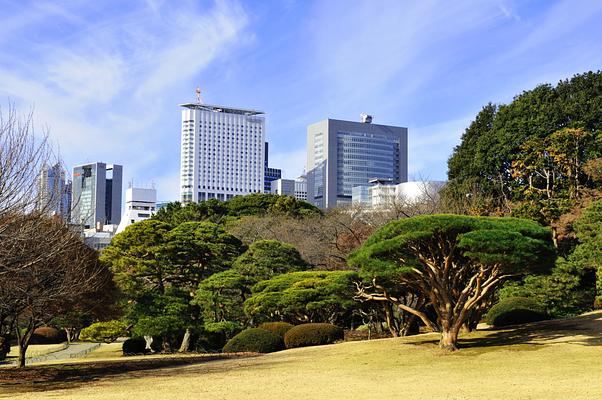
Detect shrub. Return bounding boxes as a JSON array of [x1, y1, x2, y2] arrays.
[[122, 338, 147, 355], [258, 322, 294, 339], [284, 323, 344, 349], [80, 320, 128, 343], [0, 336, 10, 361], [222, 328, 284, 353], [30, 327, 67, 344], [486, 297, 548, 327], [594, 296, 602, 310]]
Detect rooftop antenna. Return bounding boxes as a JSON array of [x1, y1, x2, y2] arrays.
[[195, 87, 203, 104]]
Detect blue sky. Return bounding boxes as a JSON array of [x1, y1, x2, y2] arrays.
[[1, 0, 601, 201]]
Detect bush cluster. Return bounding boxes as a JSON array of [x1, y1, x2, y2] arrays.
[[486, 297, 548, 327], [122, 338, 147, 355], [80, 320, 128, 343], [284, 323, 343, 349], [222, 328, 284, 353], [30, 327, 67, 344], [258, 322, 294, 339]]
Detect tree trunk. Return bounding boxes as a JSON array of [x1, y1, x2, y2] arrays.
[[144, 336, 154, 351], [15, 322, 35, 368], [178, 328, 191, 353], [439, 327, 459, 351]]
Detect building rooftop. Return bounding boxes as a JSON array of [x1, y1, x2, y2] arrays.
[[180, 103, 265, 116]]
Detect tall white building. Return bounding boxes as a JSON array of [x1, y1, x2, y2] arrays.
[[180, 103, 265, 203], [116, 186, 157, 234]]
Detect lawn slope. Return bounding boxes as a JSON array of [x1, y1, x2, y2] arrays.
[[3, 311, 602, 400]]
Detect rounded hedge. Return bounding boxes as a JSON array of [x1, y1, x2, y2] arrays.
[[30, 327, 67, 344], [284, 323, 344, 349], [222, 328, 284, 353], [486, 297, 548, 327], [122, 338, 147, 355], [258, 322, 294, 339]]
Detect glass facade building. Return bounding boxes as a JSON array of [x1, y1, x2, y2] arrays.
[[71, 162, 122, 229], [306, 118, 407, 209]]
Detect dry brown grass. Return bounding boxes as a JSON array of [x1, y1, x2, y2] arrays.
[[3, 311, 602, 400]]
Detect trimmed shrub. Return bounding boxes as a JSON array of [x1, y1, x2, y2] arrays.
[[486, 297, 548, 327], [222, 328, 284, 353], [284, 323, 344, 349], [258, 322, 294, 339], [80, 320, 128, 343], [30, 327, 67, 344], [122, 338, 147, 355]]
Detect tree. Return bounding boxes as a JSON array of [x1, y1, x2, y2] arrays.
[[51, 312, 94, 343], [163, 221, 243, 288], [195, 240, 310, 328], [102, 220, 243, 352], [348, 215, 556, 350], [243, 271, 359, 325], [102, 219, 171, 296], [194, 270, 255, 329], [232, 240, 309, 280], [1, 216, 116, 367]]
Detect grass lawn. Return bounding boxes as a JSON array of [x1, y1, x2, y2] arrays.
[[6, 343, 67, 358], [2, 311, 601, 400]]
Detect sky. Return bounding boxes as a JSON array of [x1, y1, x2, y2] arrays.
[[1, 0, 601, 201]]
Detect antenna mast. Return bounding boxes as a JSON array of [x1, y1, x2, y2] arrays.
[[195, 87, 202, 104]]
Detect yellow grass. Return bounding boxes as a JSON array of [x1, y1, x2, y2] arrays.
[[7, 343, 66, 358], [6, 312, 602, 400]]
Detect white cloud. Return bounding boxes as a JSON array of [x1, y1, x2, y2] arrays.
[[0, 0, 250, 203]]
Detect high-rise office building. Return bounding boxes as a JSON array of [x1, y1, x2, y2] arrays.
[[37, 163, 72, 219], [71, 162, 123, 229], [306, 115, 408, 209], [264, 142, 282, 193], [180, 102, 265, 203]]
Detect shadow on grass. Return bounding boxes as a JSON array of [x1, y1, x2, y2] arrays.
[[0, 353, 257, 395], [403, 312, 602, 352]]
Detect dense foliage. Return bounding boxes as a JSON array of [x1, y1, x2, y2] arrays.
[[152, 194, 321, 225], [486, 297, 547, 327], [284, 323, 344, 349], [222, 328, 284, 353], [445, 71, 602, 224]]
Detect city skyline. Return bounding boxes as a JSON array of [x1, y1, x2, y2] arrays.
[[1, 1, 602, 201]]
